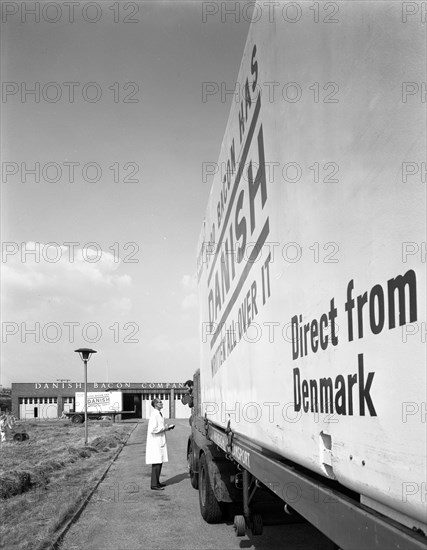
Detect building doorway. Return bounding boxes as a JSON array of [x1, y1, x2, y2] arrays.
[[122, 393, 141, 419]]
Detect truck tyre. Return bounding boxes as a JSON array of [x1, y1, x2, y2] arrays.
[[233, 515, 246, 536], [198, 453, 223, 523], [187, 443, 198, 490], [71, 414, 84, 424]]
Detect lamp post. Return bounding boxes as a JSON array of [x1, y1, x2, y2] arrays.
[[74, 348, 97, 445]]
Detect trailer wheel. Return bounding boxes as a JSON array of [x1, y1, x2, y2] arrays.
[[71, 414, 84, 424], [187, 444, 198, 490], [198, 453, 223, 523], [233, 515, 246, 537], [251, 513, 263, 535]]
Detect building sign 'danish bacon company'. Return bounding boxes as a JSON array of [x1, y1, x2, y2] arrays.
[[33, 382, 186, 390]]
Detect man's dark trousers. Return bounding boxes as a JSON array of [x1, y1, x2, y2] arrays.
[[151, 463, 162, 487]]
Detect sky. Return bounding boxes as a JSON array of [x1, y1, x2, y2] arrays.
[[0, 0, 251, 387]]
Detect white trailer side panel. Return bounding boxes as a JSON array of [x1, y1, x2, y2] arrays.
[[74, 392, 123, 413], [198, 2, 426, 527]]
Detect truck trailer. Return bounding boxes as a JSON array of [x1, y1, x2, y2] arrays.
[[188, 2, 426, 548], [64, 391, 134, 423]]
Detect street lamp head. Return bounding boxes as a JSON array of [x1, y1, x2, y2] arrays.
[[74, 348, 97, 362]]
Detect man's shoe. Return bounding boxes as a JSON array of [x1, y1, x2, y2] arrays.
[[158, 483, 166, 487], [150, 486, 165, 491]]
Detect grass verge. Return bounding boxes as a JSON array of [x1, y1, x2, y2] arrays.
[[0, 419, 135, 550]]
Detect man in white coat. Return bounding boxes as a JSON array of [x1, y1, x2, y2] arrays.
[[145, 398, 174, 490]]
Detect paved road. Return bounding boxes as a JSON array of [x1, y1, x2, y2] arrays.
[[59, 419, 331, 550]]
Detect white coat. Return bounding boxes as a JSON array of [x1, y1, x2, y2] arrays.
[[145, 408, 168, 464]]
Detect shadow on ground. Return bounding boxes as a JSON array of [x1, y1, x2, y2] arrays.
[[164, 472, 189, 486]]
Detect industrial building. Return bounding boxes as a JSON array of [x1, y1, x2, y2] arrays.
[[11, 381, 191, 420]]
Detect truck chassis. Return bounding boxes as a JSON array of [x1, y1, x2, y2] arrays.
[[64, 407, 136, 424], [188, 415, 426, 550]]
